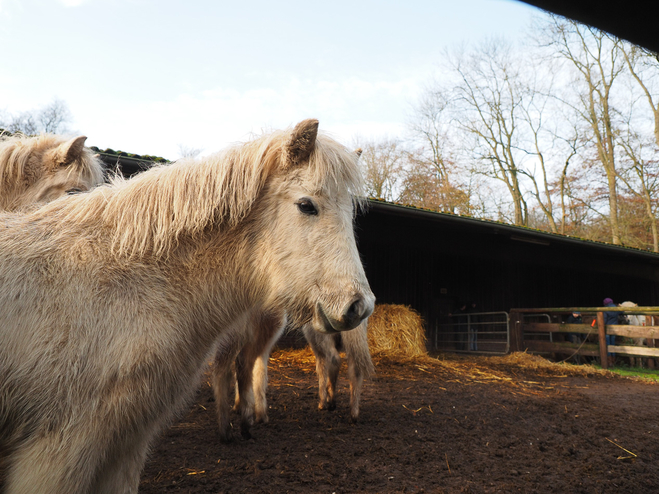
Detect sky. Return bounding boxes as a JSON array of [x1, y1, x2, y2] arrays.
[[0, 0, 540, 159]]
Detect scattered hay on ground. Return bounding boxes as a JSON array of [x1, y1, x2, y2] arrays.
[[266, 345, 631, 398], [367, 304, 427, 358], [482, 351, 608, 377], [269, 347, 317, 374]]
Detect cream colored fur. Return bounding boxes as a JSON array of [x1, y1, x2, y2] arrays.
[[0, 119, 374, 494], [0, 133, 104, 210]]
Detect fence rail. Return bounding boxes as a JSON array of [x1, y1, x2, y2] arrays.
[[509, 307, 659, 369], [433, 311, 509, 355]]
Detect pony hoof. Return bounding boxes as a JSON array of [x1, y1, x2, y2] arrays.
[[327, 402, 336, 412], [255, 414, 269, 424], [241, 428, 253, 440], [219, 433, 235, 444]]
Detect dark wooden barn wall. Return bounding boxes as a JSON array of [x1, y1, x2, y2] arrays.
[[356, 205, 659, 333]]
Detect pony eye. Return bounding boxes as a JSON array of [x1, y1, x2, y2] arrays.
[[66, 188, 83, 195], [295, 198, 318, 216]]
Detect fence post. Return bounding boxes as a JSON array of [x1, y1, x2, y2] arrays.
[[509, 310, 522, 353], [597, 311, 607, 369], [648, 337, 656, 370]]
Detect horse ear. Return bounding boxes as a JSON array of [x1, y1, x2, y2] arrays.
[[284, 119, 318, 167], [53, 136, 88, 167], [354, 148, 363, 158]]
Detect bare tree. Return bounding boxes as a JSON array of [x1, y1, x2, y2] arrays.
[[616, 43, 659, 251], [616, 127, 659, 251], [352, 136, 406, 202], [447, 39, 532, 226], [0, 99, 72, 135], [541, 17, 626, 244], [620, 44, 659, 148], [408, 88, 454, 182], [177, 144, 203, 159], [407, 85, 473, 214]]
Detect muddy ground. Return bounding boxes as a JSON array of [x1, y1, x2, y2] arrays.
[[139, 350, 659, 493]]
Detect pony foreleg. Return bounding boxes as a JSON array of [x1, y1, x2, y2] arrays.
[[211, 354, 236, 443], [6, 431, 102, 494], [234, 351, 256, 440], [252, 319, 286, 424], [91, 433, 152, 494], [252, 354, 270, 424], [237, 312, 286, 437], [632, 337, 646, 368]]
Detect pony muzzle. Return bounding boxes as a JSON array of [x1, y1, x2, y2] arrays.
[[315, 294, 375, 333]]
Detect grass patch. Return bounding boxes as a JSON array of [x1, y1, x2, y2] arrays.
[[592, 364, 659, 382]]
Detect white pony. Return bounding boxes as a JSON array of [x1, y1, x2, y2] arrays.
[[0, 119, 374, 494], [620, 301, 649, 368]]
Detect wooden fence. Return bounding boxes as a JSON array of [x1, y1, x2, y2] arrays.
[[509, 307, 659, 369]]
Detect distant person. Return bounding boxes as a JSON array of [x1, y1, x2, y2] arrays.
[[603, 297, 618, 366], [566, 311, 582, 343]]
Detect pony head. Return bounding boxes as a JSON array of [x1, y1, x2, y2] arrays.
[[0, 133, 104, 210], [33, 120, 373, 334], [250, 119, 375, 333]]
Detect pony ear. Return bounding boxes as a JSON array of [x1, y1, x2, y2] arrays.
[[354, 148, 363, 158], [52, 136, 88, 167], [284, 119, 318, 167]]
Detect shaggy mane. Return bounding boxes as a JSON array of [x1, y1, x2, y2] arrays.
[[33, 126, 365, 259]]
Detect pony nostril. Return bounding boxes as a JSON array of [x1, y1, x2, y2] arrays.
[[343, 296, 366, 327]]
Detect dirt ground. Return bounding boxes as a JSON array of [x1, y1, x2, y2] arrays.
[[139, 350, 659, 493]]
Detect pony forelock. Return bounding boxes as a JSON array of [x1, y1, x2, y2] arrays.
[[32, 124, 364, 259]]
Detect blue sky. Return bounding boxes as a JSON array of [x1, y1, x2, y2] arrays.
[[0, 0, 540, 158]]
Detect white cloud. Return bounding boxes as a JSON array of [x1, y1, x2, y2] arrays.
[[57, 0, 90, 7], [74, 75, 421, 159]]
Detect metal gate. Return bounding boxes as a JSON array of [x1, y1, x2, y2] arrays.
[[432, 311, 510, 354]]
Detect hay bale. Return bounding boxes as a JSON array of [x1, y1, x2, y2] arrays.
[[367, 304, 427, 357]]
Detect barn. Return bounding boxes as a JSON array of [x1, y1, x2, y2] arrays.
[[357, 200, 659, 352]]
